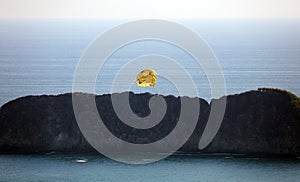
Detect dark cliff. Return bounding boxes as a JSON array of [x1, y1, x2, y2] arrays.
[[0, 88, 299, 156]]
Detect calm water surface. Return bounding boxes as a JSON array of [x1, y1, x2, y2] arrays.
[[0, 19, 299, 105], [0, 154, 300, 182]]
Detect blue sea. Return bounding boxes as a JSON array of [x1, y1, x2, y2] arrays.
[[0, 154, 300, 182], [0, 19, 300, 181], [0, 19, 299, 105]]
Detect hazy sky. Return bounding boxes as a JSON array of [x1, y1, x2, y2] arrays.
[[0, 0, 299, 19]]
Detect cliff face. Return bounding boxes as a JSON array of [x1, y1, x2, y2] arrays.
[[0, 89, 299, 156], [202, 90, 300, 156]]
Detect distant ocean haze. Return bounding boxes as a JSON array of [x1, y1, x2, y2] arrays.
[[0, 19, 299, 106]]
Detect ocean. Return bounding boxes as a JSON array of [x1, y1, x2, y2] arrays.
[[0, 19, 299, 105], [0, 19, 300, 181], [0, 154, 300, 182]]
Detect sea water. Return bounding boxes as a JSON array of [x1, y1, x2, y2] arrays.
[[0, 154, 300, 181], [0, 19, 299, 105]]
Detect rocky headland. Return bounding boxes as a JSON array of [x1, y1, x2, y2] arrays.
[[0, 88, 299, 156]]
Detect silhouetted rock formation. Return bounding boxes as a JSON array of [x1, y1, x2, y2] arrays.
[[0, 89, 299, 156]]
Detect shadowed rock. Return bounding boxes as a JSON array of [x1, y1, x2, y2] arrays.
[[0, 88, 299, 156]]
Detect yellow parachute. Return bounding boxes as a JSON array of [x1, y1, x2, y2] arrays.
[[136, 69, 157, 87]]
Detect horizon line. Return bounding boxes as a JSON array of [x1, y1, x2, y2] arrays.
[[1, 17, 300, 21]]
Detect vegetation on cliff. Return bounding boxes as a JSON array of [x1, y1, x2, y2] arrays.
[[258, 88, 300, 119]]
